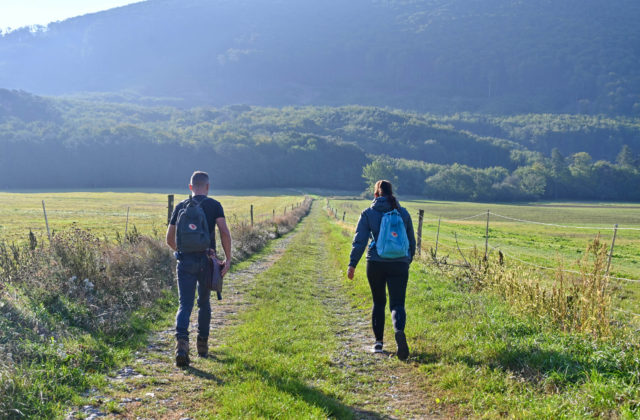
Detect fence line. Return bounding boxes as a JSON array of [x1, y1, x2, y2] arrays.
[[331, 202, 640, 323], [430, 242, 478, 252], [430, 231, 481, 244], [483, 243, 640, 283], [614, 308, 640, 318], [489, 211, 640, 231], [331, 201, 639, 281], [440, 212, 487, 223]]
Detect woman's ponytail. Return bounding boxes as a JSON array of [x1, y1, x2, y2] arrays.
[[374, 180, 399, 210]]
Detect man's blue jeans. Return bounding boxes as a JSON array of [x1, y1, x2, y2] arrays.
[[175, 252, 211, 341]]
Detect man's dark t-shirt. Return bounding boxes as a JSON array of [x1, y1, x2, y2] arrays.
[[170, 195, 225, 252]]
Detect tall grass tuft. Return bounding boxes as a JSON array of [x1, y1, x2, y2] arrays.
[[1, 228, 175, 337], [483, 236, 612, 337], [228, 197, 312, 261], [0, 196, 313, 418]]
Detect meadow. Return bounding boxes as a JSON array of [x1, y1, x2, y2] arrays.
[[0, 189, 305, 245], [2, 191, 640, 418], [0, 190, 311, 419], [328, 197, 640, 322]]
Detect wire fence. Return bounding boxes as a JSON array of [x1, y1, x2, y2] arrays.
[[8, 197, 308, 246], [489, 211, 640, 231], [327, 199, 640, 324]]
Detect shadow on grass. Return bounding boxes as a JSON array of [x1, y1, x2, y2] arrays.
[[194, 352, 389, 419], [488, 345, 593, 385], [410, 350, 440, 365], [409, 335, 633, 387], [185, 365, 224, 384]]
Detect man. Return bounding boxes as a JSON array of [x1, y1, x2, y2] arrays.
[[166, 171, 232, 367]]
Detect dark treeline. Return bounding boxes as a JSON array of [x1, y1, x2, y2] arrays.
[[1, 90, 639, 201], [364, 150, 640, 202]]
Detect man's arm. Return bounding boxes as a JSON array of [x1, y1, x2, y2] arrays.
[[166, 224, 177, 251], [216, 217, 232, 276]]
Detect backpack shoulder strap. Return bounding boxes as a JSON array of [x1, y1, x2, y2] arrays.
[[186, 196, 204, 208]]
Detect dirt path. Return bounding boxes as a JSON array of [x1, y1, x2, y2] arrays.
[[68, 232, 299, 420], [70, 207, 440, 419], [315, 223, 439, 420]]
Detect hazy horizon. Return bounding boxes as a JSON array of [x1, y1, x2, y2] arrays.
[[0, 0, 144, 32]]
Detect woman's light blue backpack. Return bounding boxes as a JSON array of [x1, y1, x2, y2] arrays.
[[371, 209, 409, 258]]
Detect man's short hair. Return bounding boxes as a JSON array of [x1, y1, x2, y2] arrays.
[[190, 171, 209, 188]]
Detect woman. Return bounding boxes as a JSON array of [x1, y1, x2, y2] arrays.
[[347, 180, 416, 360]]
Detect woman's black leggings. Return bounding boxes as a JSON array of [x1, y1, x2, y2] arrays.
[[366, 261, 409, 342]]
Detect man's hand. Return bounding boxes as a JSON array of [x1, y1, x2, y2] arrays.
[[165, 224, 177, 251], [216, 216, 232, 277], [221, 259, 231, 277], [347, 266, 355, 280]]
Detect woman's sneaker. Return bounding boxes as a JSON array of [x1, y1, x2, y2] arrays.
[[395, 331, 409, 361], [371, 341, 384, 353]]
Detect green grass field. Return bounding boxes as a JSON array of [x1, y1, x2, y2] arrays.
[[2, 193, 640, 418], [0, 189, 304, 244], [328, 196, 640, 320], [324, 209, 640, 418]]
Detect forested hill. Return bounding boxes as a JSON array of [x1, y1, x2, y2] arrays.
[[1, 0, 639, 116], [2, 89, 640, 201]]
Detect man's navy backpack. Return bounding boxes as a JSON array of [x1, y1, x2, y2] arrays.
[[373, 209, 410, 259], [175, 198, 211, 253]]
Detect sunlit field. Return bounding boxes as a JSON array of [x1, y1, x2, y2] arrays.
[[328, 196, 640, 318], [0, 189, 304, 244]]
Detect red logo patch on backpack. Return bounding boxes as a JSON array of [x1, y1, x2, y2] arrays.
[[189, 224, 197, 230], [391, 231, 398, 238]]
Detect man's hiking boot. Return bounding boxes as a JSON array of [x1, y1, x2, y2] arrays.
[[197, 335, 208, 358], [372, 341, 384, 353], [175, 338, 190, 368], [395, 331, 409, 361]]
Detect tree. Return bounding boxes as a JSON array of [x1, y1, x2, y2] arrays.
[[547, 148, 570, 199], [513, 165, 547, 198], [424, 164, 476, 200], [362, 159, 398, 192], [569, 152, 593, 179], [616, 144, 637, 169]]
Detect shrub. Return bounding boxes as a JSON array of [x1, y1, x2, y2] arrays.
[[0, 196, 313, 417], [227, 197, 312, 262], [484, 236, 612, 337]]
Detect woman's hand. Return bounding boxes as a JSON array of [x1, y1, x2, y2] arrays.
[[347, 266, 355, 280]]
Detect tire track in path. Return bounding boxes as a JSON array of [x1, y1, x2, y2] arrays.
[[72, 207, 442, 419], [68, 229, 300, 419], [315, 212, 441, 420]]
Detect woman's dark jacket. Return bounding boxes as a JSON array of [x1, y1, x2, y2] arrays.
[[349, 196, 416, 268]]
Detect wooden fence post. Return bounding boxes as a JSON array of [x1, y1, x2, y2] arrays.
[[167, 195, 174, 225], [250, 204, 254, 227], [484, 209, 490, 260], [416, 210, 424, 256], [125, 207, 130, 237], [434, 217, 441, 261], [42, 200, 51, 242], [273, 209, 275, 221], [605, 224, 618, 278]]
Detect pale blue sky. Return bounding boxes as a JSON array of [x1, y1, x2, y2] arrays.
[[0, 0, 145, 31]]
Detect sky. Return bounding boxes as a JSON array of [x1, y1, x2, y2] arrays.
[[0, 0, 145, 31]]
